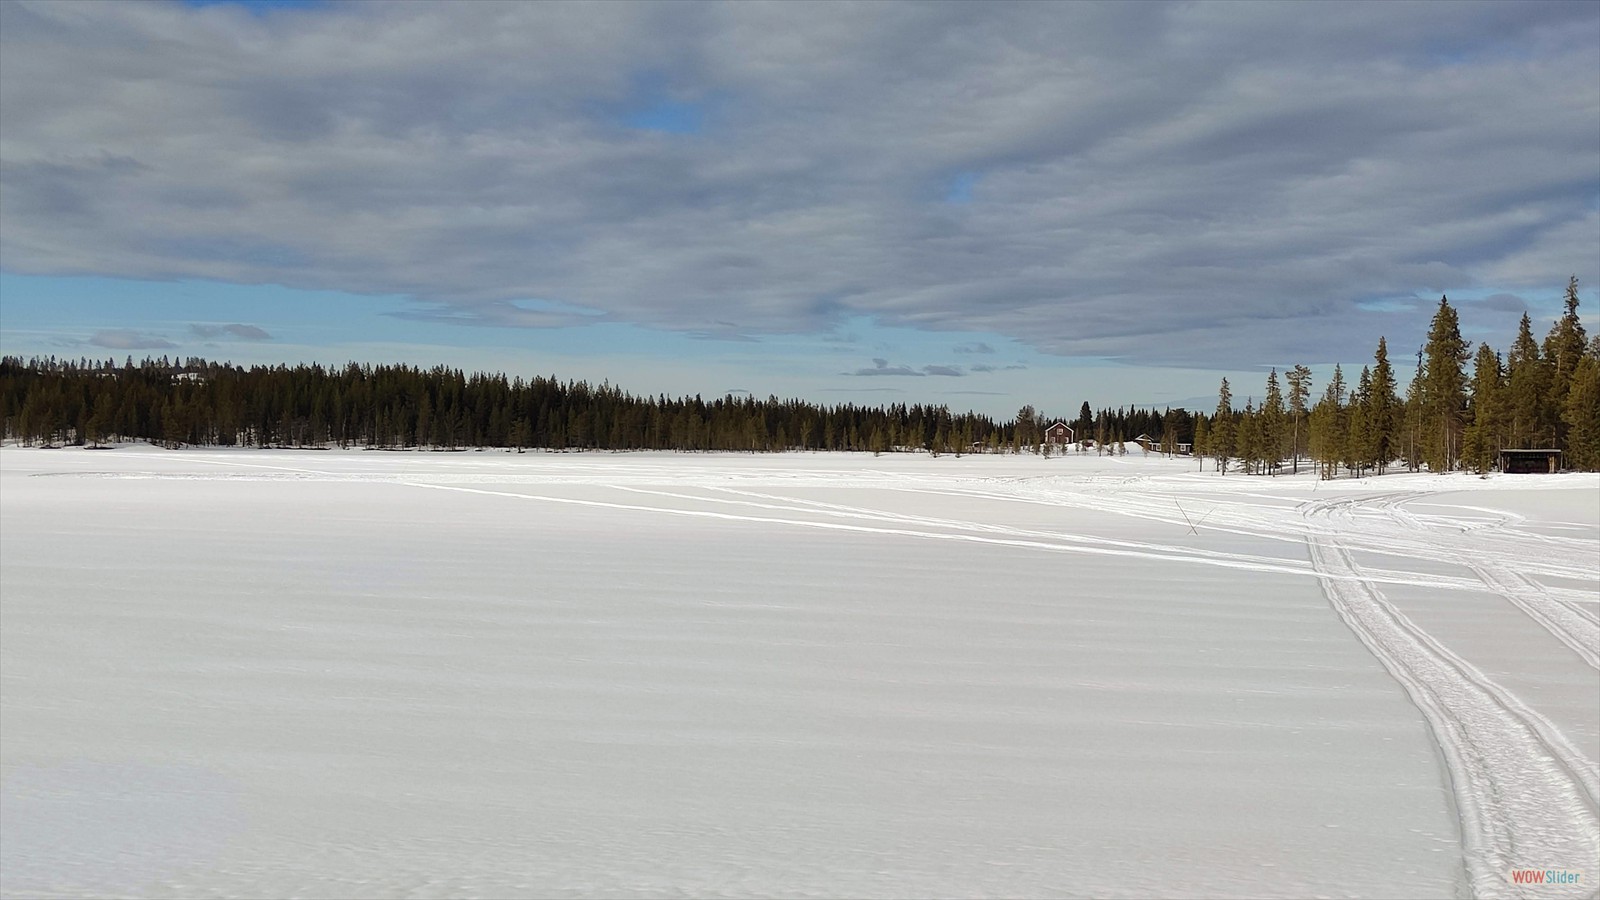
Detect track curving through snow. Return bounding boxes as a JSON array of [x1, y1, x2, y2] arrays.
[[1303, 493, 1600, 900]]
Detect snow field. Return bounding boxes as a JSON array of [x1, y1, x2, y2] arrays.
[[2, 446, 1595, 898]]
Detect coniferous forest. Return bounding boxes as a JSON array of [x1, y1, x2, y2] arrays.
[[2, 277, 1596, 473], [1194, 277, 1600, 475]]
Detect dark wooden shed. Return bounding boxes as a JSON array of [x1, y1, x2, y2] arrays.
[[1498, 449, 1561, 474]]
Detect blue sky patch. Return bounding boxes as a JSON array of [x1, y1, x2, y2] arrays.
[[945, 172, 980, 204], [624, 99, 704, 135], [182, 0, 329, 12], [615, 71, 708, 135]]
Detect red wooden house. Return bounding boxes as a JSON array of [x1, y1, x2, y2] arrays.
[[1044, 422, 1075, 445]]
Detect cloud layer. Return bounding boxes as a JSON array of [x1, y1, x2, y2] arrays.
[[189, 323, 274, 341], [2, 1, 1595, 367], [88, 329, 175, 350]]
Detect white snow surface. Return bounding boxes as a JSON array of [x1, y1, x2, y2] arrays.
[[2, 445, 1596, 899]]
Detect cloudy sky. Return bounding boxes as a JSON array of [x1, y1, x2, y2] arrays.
[[1, 0, 1596, 417]]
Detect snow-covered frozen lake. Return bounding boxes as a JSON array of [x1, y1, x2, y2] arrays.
[[2, 445, 1596, 898]]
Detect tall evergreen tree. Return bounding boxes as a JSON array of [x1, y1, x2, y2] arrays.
[[1401, 348, 1425, 471], [1421, 296, 1470, 472], [1015, 405, 1038, 452], [1237, 399, 1262, 475], [1369, 337, 1400, 473], [1260, 369, 1285, 475], [1348, 366, 1373, 476], [1211, 378, 1235, 474], [1462, 343, 1506, 474], [1309, 365, 1346, 479], [1544, 275, 1588, 450], [1285, 364, 1312, 474], [1562, 337, 1600, 470], [1506, 312, 1550, 448]]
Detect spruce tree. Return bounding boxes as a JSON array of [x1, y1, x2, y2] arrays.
[[1369, 338, 1400, 473], [1261, 369, 1285, 475], [1211, 378, 1235, 474], [1462, 343, 1505, 474], [1238, 399, 1264, 475], [1402, 349, 1425, 471], [1348, 367, 1373, 476], [1544, 276, 1588, 450], [1562, 338, 1600, 470], [1421, 296, 1470, 471], [1506, 312, 1550, 448]]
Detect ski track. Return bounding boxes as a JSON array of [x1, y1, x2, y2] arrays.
[[1468, 562, 1600, 672], [396, 480, 1532, 598], [1304, 493, 1600, 900]]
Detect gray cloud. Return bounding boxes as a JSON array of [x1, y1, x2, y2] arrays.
[[1475, 293, 1529, 313], [849, 360, 969, 377], [850, 358, 923, 377], [190, 323, 274, 340], [689, 329, 761, 343], [953, 342, 995, 354], [970, 363, 1028, 373], [2, 1, 1595, 368], [88, 329, 175, 350]]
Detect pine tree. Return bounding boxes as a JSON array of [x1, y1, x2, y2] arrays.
[[1285, 365, 1312, 474], [1421, 296, 1470, 471], [1308, 365, 1346, 479], [1015, 405, 1038, 451], [1193, 416, 1210, 472]]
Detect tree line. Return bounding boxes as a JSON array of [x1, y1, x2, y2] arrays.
[[2, 278, 1592, 471], [1195, 277, 1599, 475], [0, 354, 1192, 456], [0, 359, 992, 454]]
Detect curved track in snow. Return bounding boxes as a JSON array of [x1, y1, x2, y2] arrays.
[[1303, 493, 1600, 900]]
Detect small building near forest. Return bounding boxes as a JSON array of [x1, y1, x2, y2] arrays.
[[1044, 422, 1075, 445], [1499, 449, 1561, 474]]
